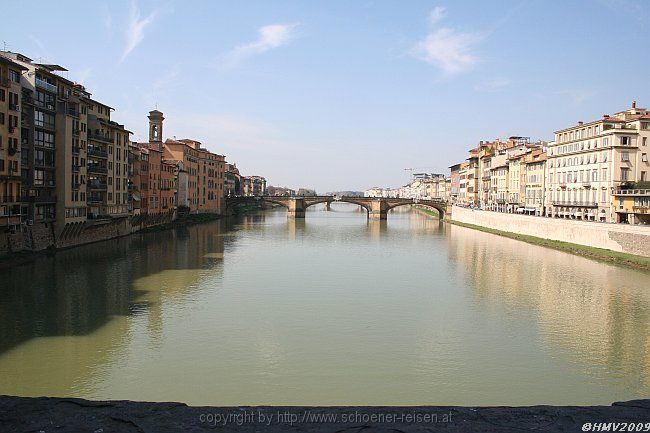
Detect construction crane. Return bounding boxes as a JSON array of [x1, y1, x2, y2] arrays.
[[404, 167, 436, 180]]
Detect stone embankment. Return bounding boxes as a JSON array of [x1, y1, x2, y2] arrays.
[[1, 396, 648, 432], [451, 206, 650, 258]]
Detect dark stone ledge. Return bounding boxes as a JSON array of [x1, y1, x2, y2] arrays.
[[1, 395, 649, 432]]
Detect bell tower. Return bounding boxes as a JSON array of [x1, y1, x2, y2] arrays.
[[148, 110, 164, 150]]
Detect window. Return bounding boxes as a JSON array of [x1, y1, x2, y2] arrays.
[[621, 136, 631, 146], [9, 70, 19, 82], [642, 171, 647, 182], [643, 153, 648, 162], [621, 168, 629, 181], [621, 152, 629, 162], [644, 137, 647, 146]]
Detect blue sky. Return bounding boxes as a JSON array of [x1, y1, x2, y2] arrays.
[[4, 0, 650, 192]]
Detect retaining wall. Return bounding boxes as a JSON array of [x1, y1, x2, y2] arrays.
[[451, 205, 650, 257]]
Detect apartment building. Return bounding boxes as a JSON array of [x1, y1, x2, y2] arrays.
[[0, 56, 26, 228], [86, 99, 131, 220], [490, 153, 509, 212], [523, 149, 546, 215], [197, 148, 225, 212], [449, 163, 461, 204], [225, 163, 241, 197], [241, 175, 266, 197], [0, 51, 132, 242], [164, 138, 199, 211], [545, 102, 650, 223]]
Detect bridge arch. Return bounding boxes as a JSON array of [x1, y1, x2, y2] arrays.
[[385, 201, 445, 219], [224, 196, 290, 213], [304, 198, 371, 213]]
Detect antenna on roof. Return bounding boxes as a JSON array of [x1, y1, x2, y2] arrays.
[[2, 41, 6, 51]]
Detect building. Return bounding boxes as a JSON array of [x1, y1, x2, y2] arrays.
[[523, 149, 547, 215], [449, 163, 461, 204], [224, 163, 241, 197], [1, 50, 132, 243], [613, 188, 650, 224], [267, 185, 295, 196], [242, 175, 267, 196], [545, 102, 650, 222], [0, 56, 26, 229]]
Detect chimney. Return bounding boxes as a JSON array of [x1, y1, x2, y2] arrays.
[[603, 114, 609, 119], [578, 121, 583, 125], [632, 100, 636, 108]]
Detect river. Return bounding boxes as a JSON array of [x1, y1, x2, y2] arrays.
[[0, 204, 648, 406]]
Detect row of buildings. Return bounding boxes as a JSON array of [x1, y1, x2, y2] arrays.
[[365, 102, 650, 225], [0, 51, 266, 251]]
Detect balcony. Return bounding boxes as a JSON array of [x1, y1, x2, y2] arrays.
[[552, 201, 598, 207], [35, 180, 56, 188], [71, 181, 81, 189], [29, 195, 57, 203], [35, 78, 57, 93], [88, 132, 113, 144], [88, 181, 107, 190], [614, 189, 650, 196], [87, 148, 108, 158], [34, 121, 55, 131], [9, 104, 19, 112], [34, 159, 55, 169], [632, 206, 649, 214], [88, 165, 108, 174], [67, 108, 79, 118]]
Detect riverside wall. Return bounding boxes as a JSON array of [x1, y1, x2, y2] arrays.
[[451, 205, 650, 257]]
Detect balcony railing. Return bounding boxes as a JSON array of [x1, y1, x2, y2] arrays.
[[9, 104, 19, 111], [88, 182, 107, 190], [71, 182, 81, 189], [614, 189, 650, 196], [88, 132, 113, 144], [33, 195, 56, 203], [632, 206, 649, 214], [67, 108, 79, 117], [552, 201, 598, 207], [35, 78, 57, 93], [88, 165, 108, 174], [34, 159, 55, 168], [87, 148, 108, 158]]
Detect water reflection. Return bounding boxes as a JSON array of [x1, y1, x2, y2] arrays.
[[0, 206, 648, 405], [447, 224, 650, 393], [0, 221, 229, 355]]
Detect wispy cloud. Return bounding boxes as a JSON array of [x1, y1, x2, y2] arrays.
[[221, 23, 299, 67], [28, 35, 50, 62], [102, 3, 113, 39], [120, 2, 156, 63], [411, 6, 481, 76]]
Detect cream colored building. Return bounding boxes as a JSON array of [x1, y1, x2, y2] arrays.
[[546, 102, 650, 222], [523, 149, 546, 215]]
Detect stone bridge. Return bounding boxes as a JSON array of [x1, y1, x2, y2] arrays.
[[224, 196, 450, 220]]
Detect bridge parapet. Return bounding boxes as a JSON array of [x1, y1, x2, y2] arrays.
[[224, 195, 449, 220]]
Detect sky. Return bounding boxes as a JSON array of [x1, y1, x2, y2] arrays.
[[4, 0, 650, 192]]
